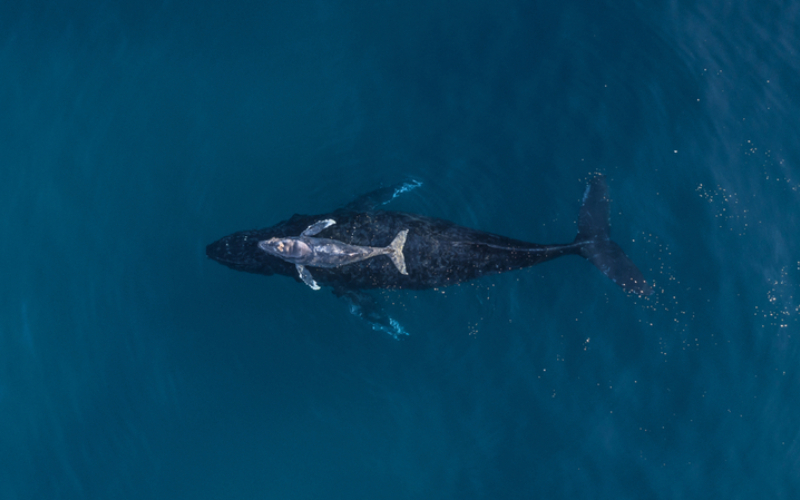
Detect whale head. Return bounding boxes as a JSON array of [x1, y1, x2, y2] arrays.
[[206, 230, 289, 275], [258, 238, 311, 263]]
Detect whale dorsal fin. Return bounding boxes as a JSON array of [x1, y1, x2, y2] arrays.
[[301, 219, 336, 236]]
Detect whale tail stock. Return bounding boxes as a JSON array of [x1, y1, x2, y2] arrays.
[[574, 175, 653, 296]]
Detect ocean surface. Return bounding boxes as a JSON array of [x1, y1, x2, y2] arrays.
[[2, 1, 799, 498]]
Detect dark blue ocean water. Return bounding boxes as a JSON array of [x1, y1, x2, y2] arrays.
[[3, 1, 799, 498]]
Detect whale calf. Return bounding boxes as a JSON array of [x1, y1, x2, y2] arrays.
[[207, 175, 651, 335], [258, 218, 409, 290]]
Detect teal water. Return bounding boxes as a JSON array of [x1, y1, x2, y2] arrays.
[[2, 1, 799, 498]]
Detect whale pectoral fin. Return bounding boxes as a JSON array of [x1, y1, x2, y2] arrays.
[[297, 265, 321, 290], [337, 180, 423, 212], [333, 289, 409, 339], [302, 219, 336, 237]]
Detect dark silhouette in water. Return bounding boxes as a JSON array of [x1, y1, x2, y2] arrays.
[[207, 175, 651, 335]]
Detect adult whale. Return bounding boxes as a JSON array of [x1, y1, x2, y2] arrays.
[[207, 175, 651, 335]]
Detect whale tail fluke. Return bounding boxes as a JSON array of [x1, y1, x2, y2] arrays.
[[574, 175, 653, 295], [386, 229, 409, 275]]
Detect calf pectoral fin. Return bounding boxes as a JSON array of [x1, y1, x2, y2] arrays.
[[296, 265, 321, 290], [387, 229, 409, 275], [302, 219, 336, 237]]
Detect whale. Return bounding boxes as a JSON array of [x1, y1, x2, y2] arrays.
[[258, 218, 409, 290], [207, 175, 651, 335]]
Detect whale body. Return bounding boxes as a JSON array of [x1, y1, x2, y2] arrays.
[[206, 176, 651, 335]]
